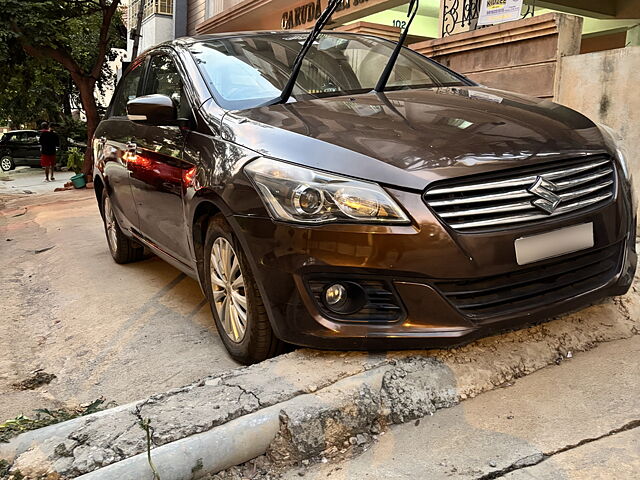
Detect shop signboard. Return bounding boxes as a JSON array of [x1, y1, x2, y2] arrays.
[[281, 0, 370, 29], [477, 0, 523, 26]]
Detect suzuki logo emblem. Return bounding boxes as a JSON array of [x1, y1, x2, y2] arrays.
[[528, 176, 561, 214]]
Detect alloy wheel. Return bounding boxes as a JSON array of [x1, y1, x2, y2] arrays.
[[103, 196, 118, 253], [210, 237, 247, 343], [0, 157, 12, 172]]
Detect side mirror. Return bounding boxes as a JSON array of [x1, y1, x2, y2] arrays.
[[127, 94, 177, 125]]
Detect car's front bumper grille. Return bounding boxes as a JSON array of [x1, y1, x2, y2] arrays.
[[424, 156, 616, 232], [434, 242, 623, 320]]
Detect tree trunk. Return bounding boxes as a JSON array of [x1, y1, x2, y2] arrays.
[[62, 76, 72, 117], [74, 75, 100, 178]]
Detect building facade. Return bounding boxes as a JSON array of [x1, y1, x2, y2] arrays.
[[126, 0, 176, 58], [124, 1, 639, 58], [190, 0, 639, 49]]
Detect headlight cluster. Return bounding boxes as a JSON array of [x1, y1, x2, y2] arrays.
[[244, 158, 410, 224]]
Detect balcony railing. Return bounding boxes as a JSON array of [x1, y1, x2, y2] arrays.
[[441, 0, 536, 37], [128, 0, 174, 27]]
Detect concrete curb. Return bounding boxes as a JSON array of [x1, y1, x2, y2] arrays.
[[76, 361, 455, 479], [0, 403, 137, 463], [2, 279, 638, 479], [77, 405, 282, 480]]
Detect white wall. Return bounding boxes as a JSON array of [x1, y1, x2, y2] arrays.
[[126, 14, 175, 60], [557, 46, 640, 199]]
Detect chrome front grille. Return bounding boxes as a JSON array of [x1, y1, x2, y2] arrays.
[[424, 156, 616, 231]]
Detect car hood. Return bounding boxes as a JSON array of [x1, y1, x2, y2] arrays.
[[220, 87, 610, 190]]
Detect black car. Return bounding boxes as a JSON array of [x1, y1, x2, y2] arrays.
[[0, 129, 84, 172], [0, 130, 42, 171]]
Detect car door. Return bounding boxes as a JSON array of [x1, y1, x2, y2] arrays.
[[23, 131, 41, 165], [11, 132, 32, 163], [96, 58, 147, 233], [126, 50, 192, 264], [1, 133, 21, 162]]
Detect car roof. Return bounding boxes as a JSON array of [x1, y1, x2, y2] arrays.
[[170, 30, 377, 48], [4, 129, 38, 134], [175, 30, 311, 45]]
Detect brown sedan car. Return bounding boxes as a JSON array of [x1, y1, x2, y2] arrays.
[[93, 32, 636, 364]]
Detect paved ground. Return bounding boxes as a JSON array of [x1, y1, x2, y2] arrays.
[[283, 335, 640, 480], [0, 175, 238, 421], [0, 166, 75, 195]]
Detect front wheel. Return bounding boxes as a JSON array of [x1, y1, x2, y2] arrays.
[[101, 190, 144, 264], [0, 156, 14, 172], [203, 215, 284, 364]]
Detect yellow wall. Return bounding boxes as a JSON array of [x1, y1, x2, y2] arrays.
[[534, 7, 639, 35], [353, 9, 440, 38], [351, 1, 638, 39]]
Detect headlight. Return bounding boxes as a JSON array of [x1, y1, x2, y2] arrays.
[[596, 122, 631, 181], [244, 158, 410, 224]]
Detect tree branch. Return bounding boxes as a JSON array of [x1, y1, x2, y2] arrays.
[[12, 23, 85, 78], [90, 0, 121, 80]]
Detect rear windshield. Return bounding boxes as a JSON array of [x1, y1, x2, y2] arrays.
[[189, 33, 468, 110]]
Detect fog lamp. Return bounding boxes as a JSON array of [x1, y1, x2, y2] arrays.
[[324, 283, 346, 307]]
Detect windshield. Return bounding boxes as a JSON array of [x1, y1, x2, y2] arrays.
[[189, 33, 469, 110]]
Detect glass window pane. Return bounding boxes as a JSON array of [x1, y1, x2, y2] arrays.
[[144, 54, 190, 117], [190, 33, 466, 110], [111, 61, 145, 117]]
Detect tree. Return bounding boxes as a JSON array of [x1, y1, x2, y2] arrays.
[[0, 55, 68, 128], [1, 0, 125, 175]]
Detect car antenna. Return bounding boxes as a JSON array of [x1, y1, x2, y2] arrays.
[[374, 0, 419, 93], [262, 0, 342, 107]]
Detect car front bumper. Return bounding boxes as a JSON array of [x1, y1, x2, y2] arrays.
[[229, 186, 637, 350]]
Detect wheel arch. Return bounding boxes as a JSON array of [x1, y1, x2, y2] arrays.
[[190, 192, 228, 287]]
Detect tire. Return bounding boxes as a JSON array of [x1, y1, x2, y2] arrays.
[[203, 215, 284, 364], [101, 189, 145, 264], [1, 156, 14, 172]]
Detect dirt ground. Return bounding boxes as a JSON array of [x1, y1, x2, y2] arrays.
[[0, 182, 238, 421]]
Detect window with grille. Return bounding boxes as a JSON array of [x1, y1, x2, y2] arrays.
[[128, 0, 174, 25]]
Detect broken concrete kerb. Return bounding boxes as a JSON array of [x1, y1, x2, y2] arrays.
[[1, 276, 638, 479]]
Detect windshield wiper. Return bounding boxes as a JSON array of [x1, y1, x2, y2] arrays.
[[261, 0, 342, 107], [374, 0, 419, 93]]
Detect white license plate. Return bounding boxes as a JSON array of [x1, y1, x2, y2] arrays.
[[515, 223, 594, 266]]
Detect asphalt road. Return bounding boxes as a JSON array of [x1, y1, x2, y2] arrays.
[[0, 171, 238, 421]]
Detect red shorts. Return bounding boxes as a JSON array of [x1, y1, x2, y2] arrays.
[[40, 154, 56, 168]]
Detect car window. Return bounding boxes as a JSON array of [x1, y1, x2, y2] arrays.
[[23, 132, 39, 144], [144, 54, 190, 118], [3, 133, 18, 143], [13, 133, 28, 143], [111, 60, 145, 117], [190, 33, 468, 110]]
